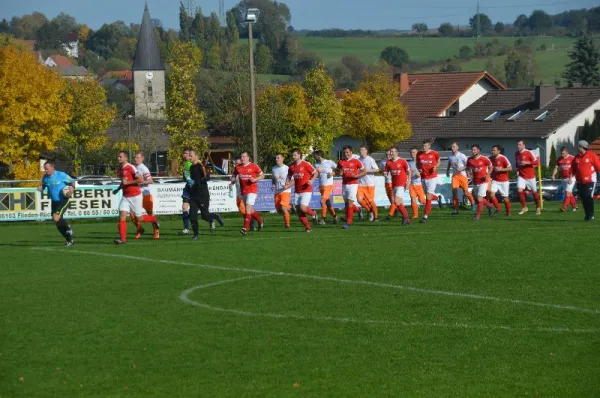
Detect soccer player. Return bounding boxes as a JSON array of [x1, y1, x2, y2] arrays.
[[416, 139, 443, 223], [132, 151, 159, 239], [552, 147, 578, 212], [272, 153, 292, 228], [231, 151, 264, 235], [489, 145, 513, 216], [337, 145, 366, 229], [39, 160, 75, 246], [466, 145, 494, 221], [357, 145, 380, 222], [571, 140, 600, 221], [408, 148, 426, 219], [285, 149, 319, 232], [314, 150, 338, 224], [385, 147, 411, 226], [179, 148, 193, 235], [515, 139, 541, 215], [382, 150, 399, 220], [446, 142, 475, 214], [187, 150, 224, 240], [114, 151, 159, 245]]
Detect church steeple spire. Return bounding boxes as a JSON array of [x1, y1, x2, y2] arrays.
[[132, 4, 164, 71]]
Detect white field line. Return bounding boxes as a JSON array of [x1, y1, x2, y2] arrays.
[[69, 224, 584, 247], [180, 275, 599, 334], [33, 247, 600, 316]]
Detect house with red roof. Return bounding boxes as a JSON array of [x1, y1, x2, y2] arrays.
[[44, 55, 74, 68]]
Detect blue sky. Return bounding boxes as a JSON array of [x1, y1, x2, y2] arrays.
[[0, 0, 596, 30]]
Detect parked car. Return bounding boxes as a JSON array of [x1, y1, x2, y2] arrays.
[[508, 179, 563, 202]]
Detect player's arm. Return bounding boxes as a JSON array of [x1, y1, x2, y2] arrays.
[[308, 168, 318, 185], [195, 164, 211, 184], [531, 154, 540, 167], [446, 161, 451, 177], [250, 171, 265, 183], [143, 172, 154, 184], [551, 164, 559, 180], [434, 155, 441, 171], [123, 171, 144, 186]]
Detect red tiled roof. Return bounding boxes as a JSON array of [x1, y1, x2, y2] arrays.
[[50, 55, 74, 67], [399, 71, 506, 125], [101, 70, 133, 80], [334, 89, 350, 100], [209, 136, 236, 145]]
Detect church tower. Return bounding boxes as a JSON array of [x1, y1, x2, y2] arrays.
[[132, 4, 165, 120]]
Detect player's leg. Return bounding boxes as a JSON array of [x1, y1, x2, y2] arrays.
[[114, 196, 131, 244], [323, 186, 337, 223], [460, 176, 476, 208], [393, 187, 410, 225], [296, 194, 313, 231], [189, 198, 200, 239], [409, 186, 419, 219], [474, 184, 492, 220], [421, 179, 437, 222], [528, 179, 541, 215], [367, 186, 378, 221], [385, 183, 398, 219], [357, 186, 372, 218], [181, 187, 191, 233], [319, 187, 328, 220], [451, 176, 460, 213], [517, 177, 529, 214], [281, 192, 291, 228], [342, 185, 357, 228], [52, 200, 73, 245]]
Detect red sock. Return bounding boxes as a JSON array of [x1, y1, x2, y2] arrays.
[[118, 220, 127, 241], [398, 204, 409, 218], [452, 196, 459, 210], [352, 204, 360, 213], [562, 196, 570, 210], [518, 191, 527, 207], [491, 196, 501, 210], [297, 209, 311, 229], [347, 205, 354, 225], [130, 214, 140, 229], [477, 201, 483, 217], [142, 214, 156, 223], [425, 199, 432, 216], [481, 198, 491, 208], [533, 192, 541, 208], [304, 207, 315, 217], [430, 194, 439, 201], [504, 199, 511, 213], [570, 196, 577, 209], [244, 213, 252, 230], [252, 212, 263, 223]]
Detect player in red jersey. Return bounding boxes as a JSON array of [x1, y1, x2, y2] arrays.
[[515, 139, 541, 215], [416, 139, 442, 223], [337, 145, 366, 229], [571, 140, 600, 221], [284, 149, 319, 232], [488, 145, 513, 216], [231, 151, 264, 235], [113, 151, 159, 244], [552, 147, 578, 212], [384, 147, 411, 226], [466, 145, 494, 220]]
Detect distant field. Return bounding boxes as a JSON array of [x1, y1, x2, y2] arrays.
[[299, 36, 576, 67]]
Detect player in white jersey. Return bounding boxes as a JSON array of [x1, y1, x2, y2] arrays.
[[272, 154, 292, 228], [446, 142, 476, 215], [314, 150, 339, 225], [133, 151, 159, 239], [358, 145, 380, 222]]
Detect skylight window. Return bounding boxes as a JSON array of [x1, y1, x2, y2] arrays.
[[507, 110, 529, 121], [484, 111, 502, 121], [535, 111, 549, 121]]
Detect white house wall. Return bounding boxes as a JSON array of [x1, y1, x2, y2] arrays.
[[458, 80, 494, 112], [545, 97, 600, 164]]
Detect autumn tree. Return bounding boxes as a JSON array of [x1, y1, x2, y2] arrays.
[[165, 41, 207, 172], [302, 64, 343, 154], [0, 38, 71, 179], [61, 79, 116, 175], [342, 72, 412, 150]]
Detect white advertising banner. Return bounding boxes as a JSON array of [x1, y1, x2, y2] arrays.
[[150, 181, 238, 215]]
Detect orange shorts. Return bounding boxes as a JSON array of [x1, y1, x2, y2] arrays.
[[357, 185, 376, 202], [452, 175, 470, 191], [142, 194, 154, 214], [409, 185, 426, 202], [236, 197, 246, 214], [319, 185, 333, 201], [274, 192, 291, 212]]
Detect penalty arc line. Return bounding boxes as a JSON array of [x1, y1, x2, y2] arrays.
[[32, 247, 600, 315], [180, 276, 599, 334]]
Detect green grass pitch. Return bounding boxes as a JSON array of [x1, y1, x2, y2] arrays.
[[1, 203, 599, 396]]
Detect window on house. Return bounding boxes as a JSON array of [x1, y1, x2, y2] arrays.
[[535, 111, 549, 121], [147, 80, 153, 99], [484, 111, 502, 121], [507, 109, 528, 121]]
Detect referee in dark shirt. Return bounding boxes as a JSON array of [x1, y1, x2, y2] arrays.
[[187, 150, 224, 240]]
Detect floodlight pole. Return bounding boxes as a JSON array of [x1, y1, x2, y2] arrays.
[[248, 22, 258, 163]]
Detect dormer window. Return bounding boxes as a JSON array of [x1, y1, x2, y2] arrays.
[[507, 110, 528, 121], [535, 111, 549, 121], [484, 111, 502, 121]]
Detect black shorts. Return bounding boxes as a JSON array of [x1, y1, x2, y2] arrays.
[[51, 199, 70, 217]]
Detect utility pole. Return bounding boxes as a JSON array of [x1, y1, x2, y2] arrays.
[[248, 22, 258, 163], [476, 0, 481, 40]]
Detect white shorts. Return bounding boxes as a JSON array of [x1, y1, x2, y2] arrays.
[[294, 192, 312, 207], [559, 177, 576, 193], [423, 178, 437, 195], [474, 183, 488, 198], [491, 180, 510, 197], [342, 184, 358, 203], [242, 193, 257, 206], [120, 194, 144, 217], [517, 176, 537, 191], [393, 186, 406, 199]]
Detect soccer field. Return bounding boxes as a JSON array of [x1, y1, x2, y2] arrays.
[[1, 205, 599, 396]]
